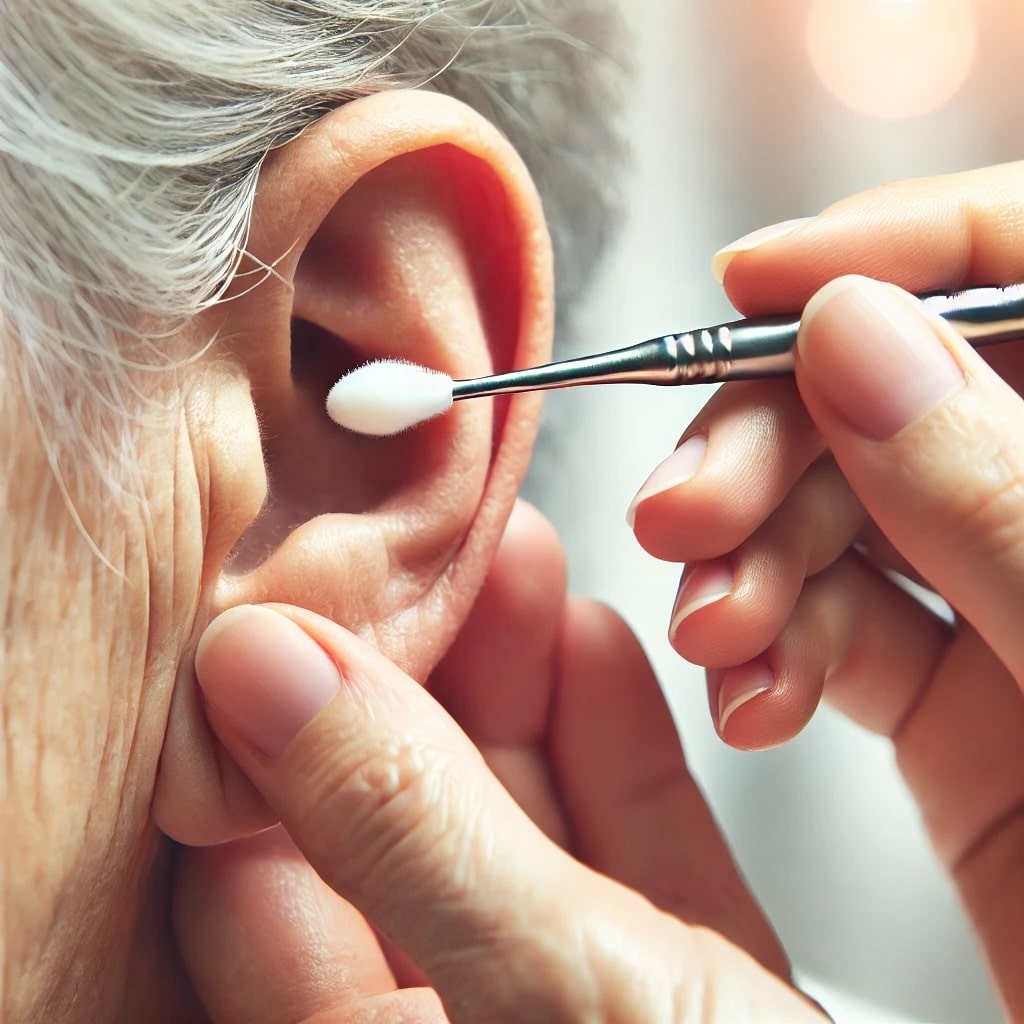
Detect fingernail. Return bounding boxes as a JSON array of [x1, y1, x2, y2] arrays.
[[717, 662, 773, 735], [798, 276, 965, 441], [669, 562, 733, 641], [711, 217, 815, 284], [195, 605, 340, 758], [627, 435, 707, 528]]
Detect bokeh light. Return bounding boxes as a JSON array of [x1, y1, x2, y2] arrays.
[[806, 0, 978, 120]]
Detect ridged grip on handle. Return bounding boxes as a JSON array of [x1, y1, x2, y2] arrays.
[[665, 315, 799, 384], [685, 282, 1024, 385]]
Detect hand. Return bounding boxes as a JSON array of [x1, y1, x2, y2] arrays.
[[173, 502, 823, 1023], [628, 161, 1024, 1015]]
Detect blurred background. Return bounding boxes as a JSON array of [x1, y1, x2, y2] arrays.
[[526, 1, 1024, 1021]]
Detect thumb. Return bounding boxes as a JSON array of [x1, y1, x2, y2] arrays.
[[193, 603, 594, 1021], [193, 603, 824, 1023], [795, 274, 1024, 679]]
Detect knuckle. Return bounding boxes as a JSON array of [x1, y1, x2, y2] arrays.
[[945, 451, 1024, 563], [907, 403, 1024, 565], [288, 726, 480, 904]]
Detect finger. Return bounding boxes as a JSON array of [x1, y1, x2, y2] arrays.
[[897, 628, 1024, 1019], [669, 457, 865, 668], [429, 500, 568, 845], [549, 597, 791, 980], [717, 160, 1024, 314], [795, 274, 1024, 683], [174, 826, 451, 1024], [708, 552, 949, 750], [629, 378, 825, 562], [191, 604, 610, 1022], [193, 604, 825, 1023], [731, 549, 1024, 1016]]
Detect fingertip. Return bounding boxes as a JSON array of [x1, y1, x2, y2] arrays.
[[628, 435, 708, 535], [630, 381, 827, 563], [713, 662, 773, 748], [709, 659, 820, 752], [711, 217, 817, 288], [194, 603, 266, 672], [668, 561, 733, 647], [795, 275, 965, 442], [195, 604, 341, 760]]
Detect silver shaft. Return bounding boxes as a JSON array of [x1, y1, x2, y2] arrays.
[[450, 283, 1024, 400]]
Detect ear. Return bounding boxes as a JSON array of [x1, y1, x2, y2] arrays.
[[154, 90, 554, 846]]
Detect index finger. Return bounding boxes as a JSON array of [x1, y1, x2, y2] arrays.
[[631, 162, 1024, 575], [718, 160, 1024, 314]]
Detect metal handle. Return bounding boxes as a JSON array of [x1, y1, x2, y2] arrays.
[[921, 283, 1024, 344], [450, 283, 1024, 399], [694, 283, 1024, 385]]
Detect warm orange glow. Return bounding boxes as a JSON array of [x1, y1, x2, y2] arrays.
[[806, 0, 977, 120]]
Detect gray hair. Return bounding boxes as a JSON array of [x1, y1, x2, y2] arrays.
[[1, 0, 626, 508]]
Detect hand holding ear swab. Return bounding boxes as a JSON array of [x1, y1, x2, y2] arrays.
[[325, 284, 1024, 437]]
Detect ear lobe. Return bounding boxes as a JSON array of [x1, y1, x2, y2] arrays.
[[154, 90, 554, 846]]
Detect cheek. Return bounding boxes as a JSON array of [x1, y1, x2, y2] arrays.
[[0, 413, 174, 956]]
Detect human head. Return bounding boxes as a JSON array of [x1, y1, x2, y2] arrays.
[[0, 2, 625, 1020]]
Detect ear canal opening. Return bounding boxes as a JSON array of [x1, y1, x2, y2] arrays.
[[290, 316, 361, 397], [222, 319, 373, 577], [223, 314, 461, 578]]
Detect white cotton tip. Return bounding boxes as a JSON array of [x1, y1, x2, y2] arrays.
[[325, 359, 455, 437]]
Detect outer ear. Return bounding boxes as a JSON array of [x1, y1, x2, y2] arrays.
[[154, 90, 554, 846]]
